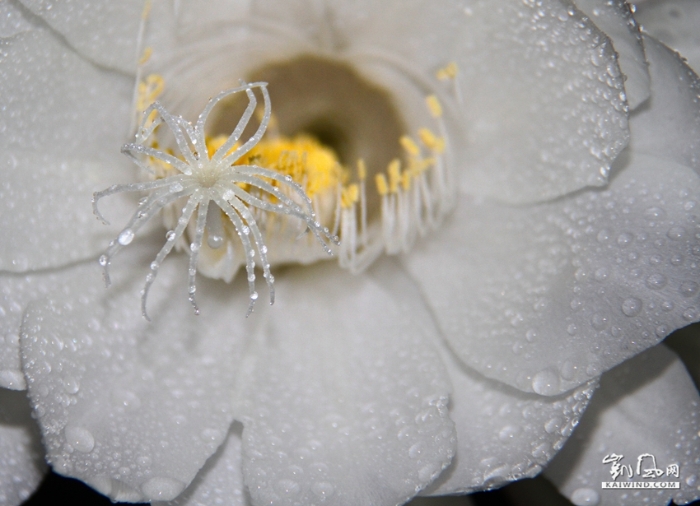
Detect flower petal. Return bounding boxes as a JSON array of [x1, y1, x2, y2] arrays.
[[155, 425, 248, 506], [0, 388, 47, 506], [403, 151, 700, 394], [0, 26, 136, 272], [574, 0, 650, 109], [545, 345, 700, 506], [235, 260, 456, 506], [422, 342, 597, 495], [629, 34, 700, 174], [146, 0, 629, 205], [0, 265, 90, 390], [16, 0, 143, 73], [337, 0, 629, 204], [19, 240, 254, 502], [634, 0, 700, 74]]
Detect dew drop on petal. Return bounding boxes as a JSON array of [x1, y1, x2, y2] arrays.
[[64, 425, 95, 453], [645, 273, 667, 290], [571, 487, 600, 506], [311, 481, 335, 499], [141, 477, 185, 501], [621, 297, 642, 317], [532, 369, 560, 395], [680, 281, 699, 297]]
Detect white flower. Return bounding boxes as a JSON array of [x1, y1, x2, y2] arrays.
[[1, 1, 699, 506]]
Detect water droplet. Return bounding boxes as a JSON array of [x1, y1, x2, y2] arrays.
[[644, 207, 666, 219], [532, 369, 560, 395], [686, 474, 698, 486], [118, 229, 134, 245], [207, 234, 224, 249], [250, 291, 258, 301], [62, 376, 80, 394], [682, 307, 698, 321], [275, 479, 300, 497], [64, 425, 95, 453], [141, 477, 185, 501], [645, 273, 667, 290], [98, 255, 107, 266], [408, 441, 424, 458], [222, 189, 234, 200], [655, 325, 669, 338], [190, 242, 200, 252], [667, 226, 686, 240], [567, 323, 578, 336], [312, 481, 335, 498], [544, 417, 563, 434], [621, 297, 642, 316], [570, 298, 583, 311], [596, 229, 610, 242], [560, 360, 576, 381], [498, 425, 521, 442], [617, 233, 633, 246], [680, 281, 699, 297], [166, 230, 176, 241], [594, 268, 608, 282], [591, 313, 609, 330], [170, 182, 183, 193], [571, 487, 600, 505]]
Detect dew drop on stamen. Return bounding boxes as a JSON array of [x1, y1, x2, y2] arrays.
[[98, 255, 107, 266], [118, 229, 135, 245], [250, 291, 258, 300], [166, 230, 176, 241]]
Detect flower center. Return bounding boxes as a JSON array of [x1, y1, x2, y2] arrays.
[[95, 52, 456, 317]]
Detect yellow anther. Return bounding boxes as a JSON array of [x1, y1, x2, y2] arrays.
[[426, 95, 443, 118], [341, 184, 359, 208], [139, 47, 153, 66], [357, 159, 367, 180], [141, 0, 152, 19], [388, 159, 402, 193], [400, 136, 420, 158], [401, 171, 412, 191], [436, 62, 459, 80], [236, 134, 347, 198], [375, 174, 389, 196], [137, 74, 165, 114], [418, 128, 445, 153]]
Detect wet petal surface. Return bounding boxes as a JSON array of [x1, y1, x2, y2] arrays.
[[235, 260, 456, 506], [20, 240, 253, 502], [404, 152, 700, 394]]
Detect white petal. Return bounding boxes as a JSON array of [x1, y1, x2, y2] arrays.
[[337, 0, 628, 204], [20, 240, 254, 502], [634, 0, 700, 74], [17, 0, 143, 74], [0, 28, 135, 271], [0, 264, 91, 390], [0, 388, 47, 506], [0, 0, 33, 38], [574, 0, 650, 108], [155, 425, 248, 506], [630, 35, 700, 173], [234, 260, 456, 506], [423, 342, 597, 495], [403, 152, 700, 394], [545, 345, 700, 506]]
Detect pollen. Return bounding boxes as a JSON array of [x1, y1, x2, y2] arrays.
[[93, 82, 338, 319]]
